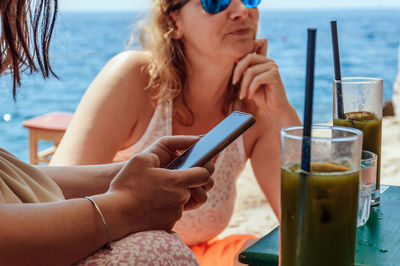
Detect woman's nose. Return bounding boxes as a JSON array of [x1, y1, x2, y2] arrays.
[[228, 0, 249, 20]]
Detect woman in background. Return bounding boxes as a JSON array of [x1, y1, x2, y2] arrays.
[[0, 0, 214, 264], [52, 0, 301, 265]]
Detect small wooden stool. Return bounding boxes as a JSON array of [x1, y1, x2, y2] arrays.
[[22, 112, 73, 164]]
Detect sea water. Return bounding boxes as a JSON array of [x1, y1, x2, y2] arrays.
[[1, 9, 399, 162]]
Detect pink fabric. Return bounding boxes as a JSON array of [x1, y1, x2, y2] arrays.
[[77, 230, 199, 265]]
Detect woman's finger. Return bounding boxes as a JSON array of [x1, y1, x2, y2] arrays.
[[184, 187, 207, 210], [232, 54, 267, 85], [233, 38, 267, 85], [248, 72, 270, 100], [239, 63, 269, 99], [253, 38, 268, 56], [247, 62, 279, 100], [202, 177, 214, 193], [145, 135, 200, 167], [203, 161, 215, 176]]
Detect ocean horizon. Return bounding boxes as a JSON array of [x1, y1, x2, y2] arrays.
[[1, 9, 399, 162]]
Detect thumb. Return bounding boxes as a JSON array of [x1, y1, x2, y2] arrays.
[[145, 135, 200, 167]]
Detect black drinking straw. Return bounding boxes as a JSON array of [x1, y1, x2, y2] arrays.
[[301, 28, 317, 173], [331, 21, 345, 119], [296, 28, 316, 260]]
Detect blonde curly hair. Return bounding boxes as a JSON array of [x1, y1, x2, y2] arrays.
[[137, 0, 249, 125]]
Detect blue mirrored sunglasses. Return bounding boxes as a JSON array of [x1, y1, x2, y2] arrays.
[[170, 0, 262, 14]]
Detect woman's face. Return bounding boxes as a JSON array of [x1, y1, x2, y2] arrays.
[[172, 0, 259, 64]]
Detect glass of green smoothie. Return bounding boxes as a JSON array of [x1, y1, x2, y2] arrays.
[[280, 125, 362, 266], [333, 77, 383, 205]]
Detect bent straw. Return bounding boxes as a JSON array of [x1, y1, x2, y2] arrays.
[[331, 21, 345, 119], [296, 28, 316, 260]]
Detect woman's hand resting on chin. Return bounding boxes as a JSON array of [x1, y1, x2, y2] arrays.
[[232, 38, 300, 129]]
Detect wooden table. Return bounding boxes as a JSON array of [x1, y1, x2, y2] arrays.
[[239, 185, 400, 265], [22, 112, 72, 164]]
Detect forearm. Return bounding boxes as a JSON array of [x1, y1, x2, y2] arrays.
[[36, 163, 124, 199], [250, 129, 282, 221], [0, 195, 128, 265], [251, 158, 281, 221]]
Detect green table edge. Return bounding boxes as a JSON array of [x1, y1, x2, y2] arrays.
[[238, 185, 400, 265]]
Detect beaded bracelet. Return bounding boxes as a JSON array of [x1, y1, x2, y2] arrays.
[[85, 196, 113, 250]]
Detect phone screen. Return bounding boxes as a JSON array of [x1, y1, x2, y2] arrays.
[[166, 112, 255, 170]]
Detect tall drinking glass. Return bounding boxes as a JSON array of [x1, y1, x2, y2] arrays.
[[280, 125, 363, 266], [333, 77, 383, 205]]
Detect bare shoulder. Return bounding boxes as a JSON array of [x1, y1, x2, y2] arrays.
[[104, 50, 151, 88], [90, 50, 154, 105], [77, 50, 156, 133], [106, 50, 151, 76]]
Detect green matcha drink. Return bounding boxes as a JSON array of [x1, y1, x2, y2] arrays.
[[281, 162, 359, 266], [333, 111, 382, 192], [333, 77, 383, 205]]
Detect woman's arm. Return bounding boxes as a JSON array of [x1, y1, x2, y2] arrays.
[[235, 38, 301, 220], [1, 136, 214, 265], [50, 51, 153, 166], [0, 196, 122, 265], [35, 162, 124, 199], [246, 114, 282, 220], [247, 109, 300, 221]]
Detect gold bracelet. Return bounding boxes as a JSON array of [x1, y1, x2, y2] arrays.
[[85, 196, 112, 250]]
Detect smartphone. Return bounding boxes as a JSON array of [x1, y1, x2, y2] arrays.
[[166, 111, 256, 170]]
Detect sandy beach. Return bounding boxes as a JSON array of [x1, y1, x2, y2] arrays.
[[222, 116, 400, 238]]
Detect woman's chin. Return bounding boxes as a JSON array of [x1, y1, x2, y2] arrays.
[[232, 48, 254, 62], [217, 45, 254, 64]]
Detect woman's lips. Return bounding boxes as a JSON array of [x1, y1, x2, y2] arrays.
[[230, 28, 253, 36]]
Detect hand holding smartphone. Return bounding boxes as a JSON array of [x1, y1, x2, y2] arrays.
[[166, 111, 256, 170]]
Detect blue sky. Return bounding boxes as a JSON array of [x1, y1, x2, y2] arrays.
[[60, 0, 400, 11]]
